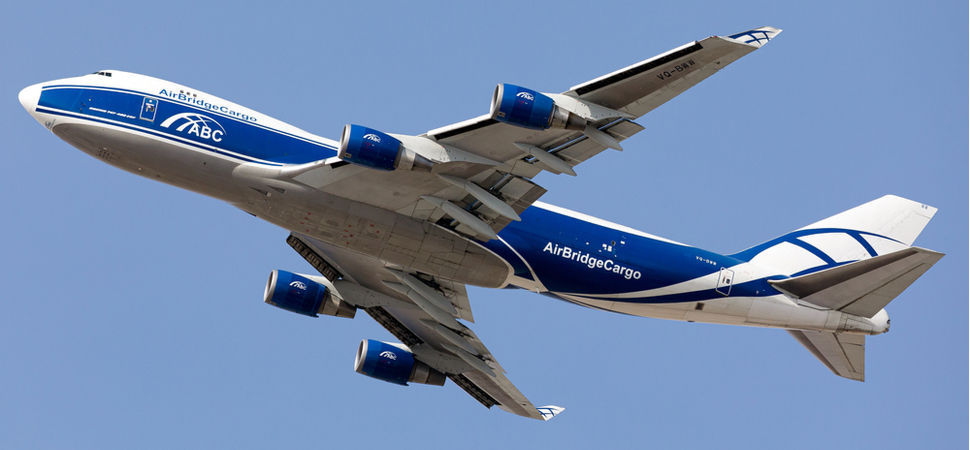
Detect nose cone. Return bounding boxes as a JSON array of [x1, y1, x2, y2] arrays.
[[19, 83, 41, 114], [19, 83, 48, 128], [870, 309, 890, 335]]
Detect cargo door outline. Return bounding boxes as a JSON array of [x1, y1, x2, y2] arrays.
[[715, 267, 734, 296]]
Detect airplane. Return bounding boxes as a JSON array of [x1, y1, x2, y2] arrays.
[[18, 26, 944, 421]]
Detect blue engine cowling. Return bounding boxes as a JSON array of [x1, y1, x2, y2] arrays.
[[354, 339, 446, 386], [337, 124, 433, 172], [489, 83, 585, 130], [263, 270, 356, 318], [337, 124, 401, 170]]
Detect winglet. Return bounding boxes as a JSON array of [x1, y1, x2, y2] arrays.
[[537, 405, 565, 421], [725, 26, 782, 48]]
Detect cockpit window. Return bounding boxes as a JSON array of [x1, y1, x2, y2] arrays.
[[90, 71, 112, 77]]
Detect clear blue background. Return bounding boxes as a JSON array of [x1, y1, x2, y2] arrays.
[[1, 1, 966, 448]]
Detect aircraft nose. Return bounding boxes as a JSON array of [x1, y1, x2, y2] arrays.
[[19, 83, 41, 114]]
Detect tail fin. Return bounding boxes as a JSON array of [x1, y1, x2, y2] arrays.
[[730, 195, 938, 277]]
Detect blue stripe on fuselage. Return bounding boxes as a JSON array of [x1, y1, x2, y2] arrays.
[[38, 85, 337, 165], [490, 206, 743, 296], [36, 107, 281, 165]]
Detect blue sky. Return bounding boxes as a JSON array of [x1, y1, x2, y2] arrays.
[[1, 1, 966, 448]]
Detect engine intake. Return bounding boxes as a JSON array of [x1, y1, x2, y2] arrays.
[[338, 124, 432, 172], [264, 270, 356, 318], [489, 84, 585, 131], [354, 339, 446, 386]]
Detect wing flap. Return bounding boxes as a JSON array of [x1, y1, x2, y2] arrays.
[[550, 119, 645, 167], [788, 330, 865, 381], [769, 247, 944, 317]]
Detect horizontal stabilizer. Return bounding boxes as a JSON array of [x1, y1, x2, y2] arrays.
[[788, 330, 865, 381], [769, 247, 943, 318]]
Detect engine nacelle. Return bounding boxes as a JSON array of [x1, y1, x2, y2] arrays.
[[489, 83, 585, 131], [264, 270, 356, 318], [337, 124, 432, 172], [354, 339, 446, 386]]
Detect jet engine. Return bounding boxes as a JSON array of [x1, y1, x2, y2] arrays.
[[489, 83, 586, 130], [264, 270, 356, 318], [337, 124, 433, 172], [354, 339, 446, 386]]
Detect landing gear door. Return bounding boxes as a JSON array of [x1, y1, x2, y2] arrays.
[[715, 267, 734, 296]]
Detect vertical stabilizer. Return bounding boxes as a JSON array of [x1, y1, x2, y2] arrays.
[[731, 195, 937, 276]]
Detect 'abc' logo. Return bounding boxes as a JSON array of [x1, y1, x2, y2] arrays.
[[160, 113, 226, 142]]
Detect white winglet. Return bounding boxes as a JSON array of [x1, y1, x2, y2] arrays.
[[536, 405, 565, 421], [725, 26, 782, 48]]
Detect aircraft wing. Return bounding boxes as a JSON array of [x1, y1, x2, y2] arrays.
[[287, 233, 563, 420], [425, 27, 782, 172], [288, 27, 781, 242]]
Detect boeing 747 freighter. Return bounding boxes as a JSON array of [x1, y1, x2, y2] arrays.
[[19, 27, 943, 420]]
